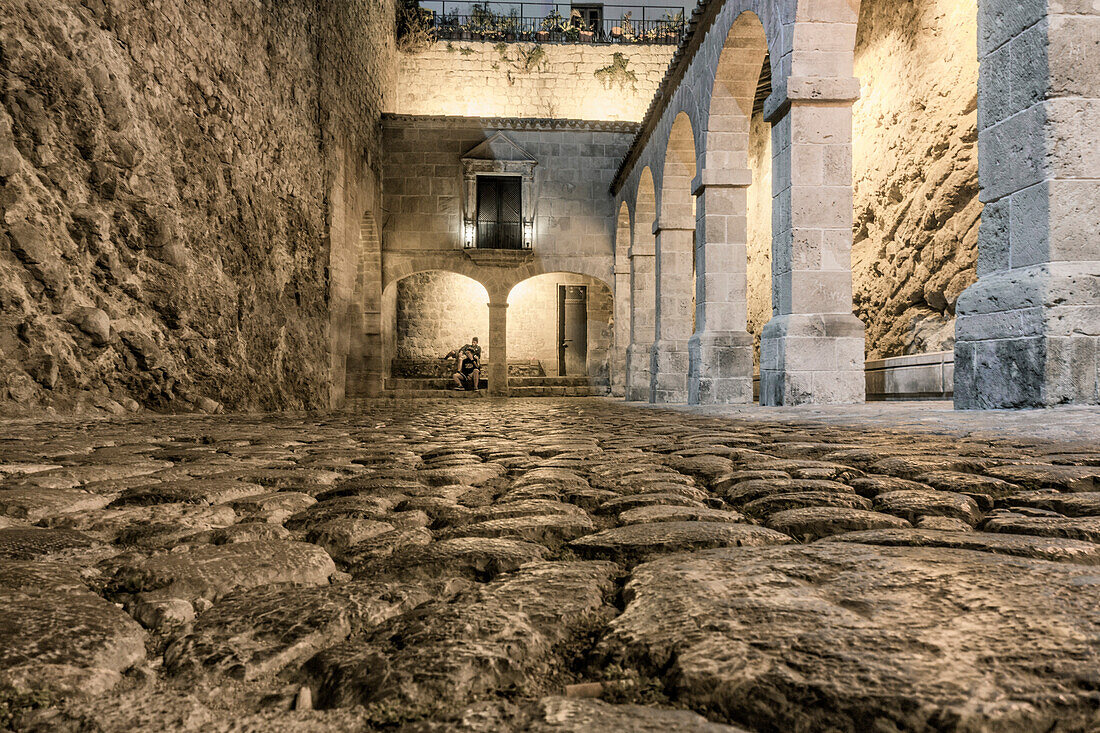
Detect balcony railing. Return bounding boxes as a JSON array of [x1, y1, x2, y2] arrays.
[[415, 2, 687, 45]]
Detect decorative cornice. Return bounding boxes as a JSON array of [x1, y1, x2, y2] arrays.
[[382, 113, 641, 134]]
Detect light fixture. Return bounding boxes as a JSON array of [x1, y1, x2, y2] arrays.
[[522, 218, 534, 249], [463, 219, 476, 248]]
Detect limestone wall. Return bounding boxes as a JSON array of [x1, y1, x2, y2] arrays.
[[0, 0, 395, 414], [381, 117, 633, 288], [508, 273, 613, 377], [390, 41, 674, 121], [395, 272, 489, 361], [851, 0, 981, 359]]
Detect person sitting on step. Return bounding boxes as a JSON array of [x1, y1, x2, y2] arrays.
[[441, 343, 481, 391]]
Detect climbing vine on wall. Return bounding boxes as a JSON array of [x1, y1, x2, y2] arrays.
[[495, 43, 548, 85], [594, 52, 636, 89]]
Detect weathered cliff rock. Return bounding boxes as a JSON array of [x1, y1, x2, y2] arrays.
[[0, 0, 393, 414], [851, 0, 980, 358]]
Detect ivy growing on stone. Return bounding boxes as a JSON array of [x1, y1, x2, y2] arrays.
[[594, 52, 637, 89]]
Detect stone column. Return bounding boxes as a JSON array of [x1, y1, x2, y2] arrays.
[[487, 301, 508, 396], [650, 220, 694, 403], [612, 260, 631, 398], [954, 0, 1100, 408], [760, 78, 865, 405], [625, 241, 655, 401], [688, 168, 755, 404]]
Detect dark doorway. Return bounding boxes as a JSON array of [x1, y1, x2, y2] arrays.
[[476, 175, 522, 249], [557, 285, 588, 376]]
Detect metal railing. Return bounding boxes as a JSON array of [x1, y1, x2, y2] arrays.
[[417, 2, 686, 45]]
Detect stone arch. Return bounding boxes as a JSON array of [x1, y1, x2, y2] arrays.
[[612, 201, 632, 396], [686, 9, 769, 405], [651, 112, 697, 403], [382, 270, 490, 384], [343, 210, 383, 400], [626, 167, 657, 401], [611, 0, 866, 405], [506, 272, 614, 383]]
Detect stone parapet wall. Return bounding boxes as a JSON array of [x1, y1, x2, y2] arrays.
[[851, 0, 981, 360], [0, 0, 394, 414], [389, 42, 674, 121]]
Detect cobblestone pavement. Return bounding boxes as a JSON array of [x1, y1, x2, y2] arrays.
[[3, 398, 1100, 731]]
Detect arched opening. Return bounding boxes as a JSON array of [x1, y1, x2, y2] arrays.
[[382, 271, 489, 387], [852, 0, 980, 368], [651, 112, 696, 403], [507, 273, 613, 387], [702, 10, 770, 403], [612, 201, 632, 397], [343, 211, 384, 400], [626, 167, 657, 401]]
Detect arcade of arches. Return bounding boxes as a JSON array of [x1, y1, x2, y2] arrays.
[[367, 0, 1097, 409]]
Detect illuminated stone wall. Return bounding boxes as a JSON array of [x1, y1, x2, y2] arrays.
[[395, 272, 489, 361], [851, 0, 980, 359], [746, 111, 772, 368], [390, 42, 674, 121], [508, 273, 613, 377], [381, 117, 633, 281]]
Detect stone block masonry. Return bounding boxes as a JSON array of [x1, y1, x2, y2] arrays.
[[953, 0, 1100, 407], [390, 41, 675, 121], [0, 0, 395, 414]]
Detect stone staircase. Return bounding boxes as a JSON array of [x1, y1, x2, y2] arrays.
[[381, 375, 609, 398]]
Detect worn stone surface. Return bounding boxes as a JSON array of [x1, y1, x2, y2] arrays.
[[0, 0, 395, 414], [571, 522, 790, 563], [3, 401, 1100, 729], [0, 560, 147, 696], [826, 528, 1100, 564], [601, 543, 1100, 731], [765, 506, 911, 540], [110, 540, 336, 603]]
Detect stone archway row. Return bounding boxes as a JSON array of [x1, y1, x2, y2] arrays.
[[612, 0, 1099, 408]]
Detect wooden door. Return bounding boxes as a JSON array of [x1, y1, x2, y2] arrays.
[[557, 285, 587, 376]]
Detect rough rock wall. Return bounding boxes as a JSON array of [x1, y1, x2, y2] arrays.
[[390, 41, 673, 121], [851, 0, 981, 359], [746, 111, 772, 368], [395, 272, 489, 361], [0, 0, 394, 414]]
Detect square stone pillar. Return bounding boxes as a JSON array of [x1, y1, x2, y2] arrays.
[[612, 261, 631, 398], [626, 243, 655, 402], [688, 168, 755, 404], [761, 78, 866, 405], [650, 222, 694, 403], [954, 0, 1100, 407], [487, 302, 508, 396]]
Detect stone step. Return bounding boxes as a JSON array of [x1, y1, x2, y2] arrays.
[[509, 385, 611, 397], [509, 376, 610, 388], [385, 378, 488, 391]]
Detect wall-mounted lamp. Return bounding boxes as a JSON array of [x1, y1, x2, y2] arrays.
[[463, 219, 476, 248], [522, 218, 534, 249]]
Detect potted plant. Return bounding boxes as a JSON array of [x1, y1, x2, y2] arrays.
[[538, 10, 562, 42]]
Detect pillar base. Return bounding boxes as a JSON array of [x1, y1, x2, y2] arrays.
[[688, 331, 754, 404], [760, 314, 865, 405], [954, 264, 1100, 408], [625, 343, 652, 402], [649, 339, 689, 403]]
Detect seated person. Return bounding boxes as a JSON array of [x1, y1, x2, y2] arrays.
[[442, 346, 481, 391]]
